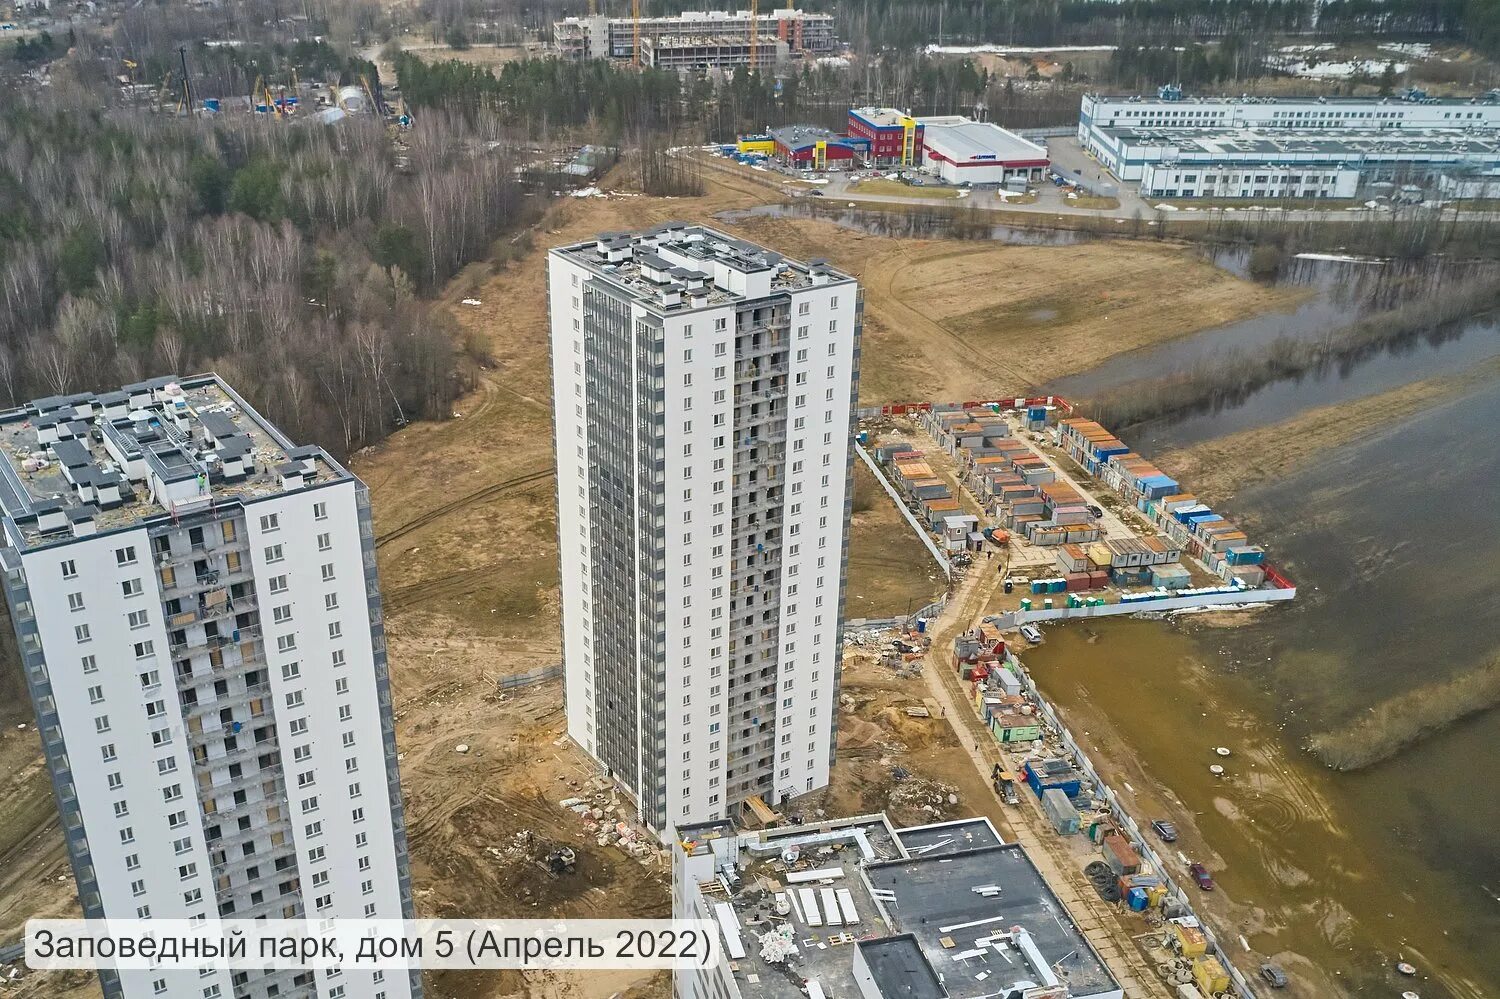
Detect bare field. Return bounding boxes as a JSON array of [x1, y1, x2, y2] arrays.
[[846, 462, 946, 620]]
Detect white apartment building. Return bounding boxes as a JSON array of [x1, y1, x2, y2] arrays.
[[0, 375, 419, 999], [548, 225, 861, 840]]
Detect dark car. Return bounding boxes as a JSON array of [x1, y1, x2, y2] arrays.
[[1151, 819, 1178, 843], [1189, 862, 1214, 890], [1259, 964, 1289, 988], [1086, 504, 1104, 519]]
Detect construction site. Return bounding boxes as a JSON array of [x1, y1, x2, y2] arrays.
[[0, 152, 1334, 999], [861, 401, 1295, 627]]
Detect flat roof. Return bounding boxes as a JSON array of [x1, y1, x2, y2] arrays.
[[683, 814, 1118, 999], [552, 223, 853, 312], [0, 374, 345, 551], [1087, 91, 1500, 108], [918, 116, 1048, 163], [859, 935, 945, 999], [866, 843, 1119, 997], [893, 817, 1004, 857], [1103, 125, 1500, 158], [850, 107, 915, 129]]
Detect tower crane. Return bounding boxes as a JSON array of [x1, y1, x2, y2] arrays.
[[632, 0, 640, 68], [749, 0, 758, 71]]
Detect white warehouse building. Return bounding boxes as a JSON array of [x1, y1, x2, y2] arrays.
[[0, 375, 419, 999], [918, 116, 1050, 185], [1079, 90, 1500, 198], [548, 225, 859, 840]]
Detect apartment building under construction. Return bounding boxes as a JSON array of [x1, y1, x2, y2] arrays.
[[553, 8, 836, 67]]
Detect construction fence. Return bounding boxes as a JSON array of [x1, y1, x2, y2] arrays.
[[1010, 657, 1262, 999]]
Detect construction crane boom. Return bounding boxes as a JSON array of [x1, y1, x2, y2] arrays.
[[177, 45, 193, 114], [632, 0, 640, 68]]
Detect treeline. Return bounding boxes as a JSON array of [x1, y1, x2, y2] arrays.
[[396, 53, 687, 129], [0, 101, 535, 457]]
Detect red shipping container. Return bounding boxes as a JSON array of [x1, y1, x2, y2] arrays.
[[1088, 571, 1110, 585], [1065, 572, 1091, 592]]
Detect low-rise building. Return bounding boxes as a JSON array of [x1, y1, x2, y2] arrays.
[[674, 813, 1123, 999], [771, 124, 864, 169], [847, 107, 923, 166], [919, 116, 1050, 185], [554, 7, 836, 64]]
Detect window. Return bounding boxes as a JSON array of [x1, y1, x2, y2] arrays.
[[301, 795, 320, 812], [345, 757, 359, 773], [178, 862, 197, 880], [163, 783, 183, 803], [289, 718, 308, 736], [87, 684, 104, 704], [131, 879, 146, 896], [184, 888, 202, 906], [116, 545, 138, 566], [94, 715, 111, 734], [324, 593, 339, 611], [286, 691, 305, 708], [306, 821, 323, 838], [128, 609, 149, 629], [168, 811, 187, 829], [67, 592, 85, 612], [259, 514, 280, 532], [134, 641, 155, 659], [355, 831, 368, 848], [81, 654, 97, 674], [107, 772, 123, 790], [173, 837, 192, 855], [264, 544, 284, 563], [351, 807, 365, 823], [119, 826, 134, 844], [342, 732, 356, 747], [327, 621, 342, 640], [349, 782, 362, 799], [101, 743, 117, 762], [317, 533, 331, 552], [338, 705, 352, 722], [75, 624, 91, 643], [320, 563, 335, 582], [331, 650, 346, 668], [277, 635, 297, 654], [297, 770, 316, 788], [269, 574, 288, 594], [122, 578, 143, 598], [334, 678, 349, 695], [313, 501, 328, 520]]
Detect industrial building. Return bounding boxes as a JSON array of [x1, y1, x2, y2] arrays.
[[0, 375, 419, 999], [1079, 89, 1500, 198], [846, 107, 923, 166], [674, 813, 1123, 999], [548, 225, 860, 839], [770, 124, 865, 170], [553, 8, 836, 66], [917, 116, 1051, 185]]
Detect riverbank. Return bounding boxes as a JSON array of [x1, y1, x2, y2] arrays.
[[1152, 352, 1500, 505]]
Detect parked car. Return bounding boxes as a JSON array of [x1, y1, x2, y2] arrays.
[[1086, 504, 1103, 519], [1259, 964, 1289, 988], [1019, 624, 1044, 644], [1150, 819, 1178, 843], [1188, 863, 1214, 890]]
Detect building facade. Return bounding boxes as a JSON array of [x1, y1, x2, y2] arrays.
[[554, 8, 835, 64], [846, 108, 923, 166], [548, 225, 860, 839], [917, 116, 1050, 185], [1080, 90, 1500, 197], [0, 375, 418, 999]]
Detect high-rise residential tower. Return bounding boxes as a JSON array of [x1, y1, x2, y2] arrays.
[[548, 224, 861, 838], [0, 375, 419, 999]]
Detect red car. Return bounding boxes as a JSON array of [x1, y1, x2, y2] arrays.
[[1189, 863, 1215, 890]]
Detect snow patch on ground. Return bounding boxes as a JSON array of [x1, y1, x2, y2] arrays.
[[924, 43, 1117, 55]]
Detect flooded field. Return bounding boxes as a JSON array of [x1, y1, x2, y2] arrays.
[[1026, 337, 1500, 998], [717, 202, 1089, 245]]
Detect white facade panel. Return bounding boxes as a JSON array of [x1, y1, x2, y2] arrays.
[[549, 228, 858, 841]]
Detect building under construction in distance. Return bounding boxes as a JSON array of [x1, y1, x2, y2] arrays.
[[553, 7, 836, 67]]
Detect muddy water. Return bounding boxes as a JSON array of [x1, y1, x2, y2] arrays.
[[1026, 620, 1496, 999], [716, 202, 1088, 244], [1024, 363, 1500, 998], [1049, 254, 1500, 399]]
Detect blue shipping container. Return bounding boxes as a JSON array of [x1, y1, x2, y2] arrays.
[[1127, 887, 1149, 911]]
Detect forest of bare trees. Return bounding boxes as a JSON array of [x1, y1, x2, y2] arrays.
[[0, 98, 537, 458]]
